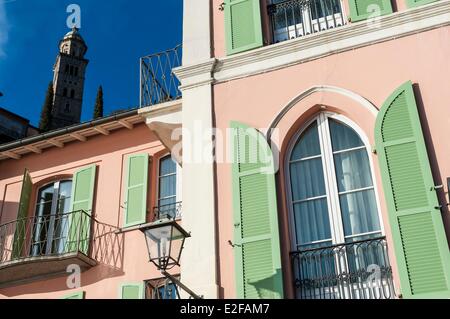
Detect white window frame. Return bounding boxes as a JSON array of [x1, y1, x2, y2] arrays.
[[156, 154, 182, 213], [285, 112, 385, 251], [33, 179, 73, 255]]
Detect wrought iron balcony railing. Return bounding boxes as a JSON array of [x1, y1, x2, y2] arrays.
[[0, 210, 121, 287], [291, 237, 396, 299], [0, 210, 92, 264], [152, 202, 182, 221], [268, 0, 346, 43], [140, 45, 182, 108]]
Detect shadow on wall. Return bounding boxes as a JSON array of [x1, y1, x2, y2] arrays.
[[90, 219, 125, 271], [0, 201, 19, 264], [413, 84, 450, 245], [0, 262, 126, 297], [0, 201, 19, 225], [247, 268, 284, 299]]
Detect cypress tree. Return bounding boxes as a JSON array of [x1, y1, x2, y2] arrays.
[[39, 82, 54, 132], [93, 86, 104, 119]]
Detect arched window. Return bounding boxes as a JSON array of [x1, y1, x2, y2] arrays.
[[65, 65, 70, 74], [63, 88, 68, 97], [65, 103, 70, 113], [156, 155, 179, 219], [70, 89, 75, 99], [74, 67, 79, 77], [287, 113, 387, 299], [31, 180, 73, 256], [70, 66, 74, 76], [288, 114, 382, 249]]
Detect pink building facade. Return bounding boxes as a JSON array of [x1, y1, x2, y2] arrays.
[[1, 0, 450, 299]]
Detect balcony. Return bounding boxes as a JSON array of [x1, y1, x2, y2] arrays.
[[0, 210, 119, 288], [268, 0, 347, 43], [152, 202, 182, 222], [140, 45, 182, 108], [291, 237, 396, 299]]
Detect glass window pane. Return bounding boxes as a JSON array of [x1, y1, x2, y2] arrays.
[[291, 121, 321, 160], [329, 119, 364, 152], [334, 149, 373, 192], [36, 192, 53, 217], [340, 190, 381, 237], [159, 197, 176, 207], [290, 158, 326, 201], [293, 199, 332, 247], [158, 283, 177, 299], [58, 181, 72, 199], [158, 156, 177, 209], [57, 181, 73, 214], [310, 0, 325, 20], [37, 185, 54, 208], [159, 175, 176, 199], [159, 156, 176, 176]]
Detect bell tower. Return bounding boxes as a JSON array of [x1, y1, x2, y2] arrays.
[[51, 27, 88, 129]]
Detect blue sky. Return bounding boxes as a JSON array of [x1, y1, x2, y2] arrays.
[[0, 0, 183, 126]]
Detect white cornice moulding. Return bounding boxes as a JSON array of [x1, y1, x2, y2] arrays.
[[138, 99, 182, 118], [173, 58, 217, 90], [174, 0, 450, 87]]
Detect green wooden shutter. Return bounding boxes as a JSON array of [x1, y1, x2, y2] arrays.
[[348, 0, 393, 22], [230, 121, 283, 299], [68, 165, 97, 254], [12, 169, 33, 259], [123, 154, 149, 227], [405, 0, 438, 8], [62, 291, 85, 299], [225, 0, 263, 55], [120, 283, 145, 299], [375, 81, 450, 299]]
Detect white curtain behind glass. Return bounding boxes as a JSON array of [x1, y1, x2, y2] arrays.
[[290, 121, 332, 250], [289, 117, 381, 250], [328, 119, 381, 242], [158, 156, 177, 207]]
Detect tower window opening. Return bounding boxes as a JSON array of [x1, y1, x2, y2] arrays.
[[70, 90, 75, 99], [63, 88, 68, 97], [65, 103, 70, 113]]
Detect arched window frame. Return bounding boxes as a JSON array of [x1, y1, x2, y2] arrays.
[[284, 112, 385, 250]]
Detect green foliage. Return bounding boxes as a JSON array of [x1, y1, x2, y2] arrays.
[[93, 85, 104, 119], [39, 82, 54, 132]]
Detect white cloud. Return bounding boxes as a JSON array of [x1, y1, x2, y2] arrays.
[[0, 2, 9, 58]]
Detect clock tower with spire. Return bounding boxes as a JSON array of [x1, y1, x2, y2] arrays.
[[51, 27, 88, 129]]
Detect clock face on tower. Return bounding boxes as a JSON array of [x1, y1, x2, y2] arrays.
[[51, 27, 89, 130]]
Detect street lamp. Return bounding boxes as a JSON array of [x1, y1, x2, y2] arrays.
[[141, 219, 190, 270], [140, 219, 202, 299]]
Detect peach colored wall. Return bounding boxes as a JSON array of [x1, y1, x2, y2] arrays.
[[0, 124, 178, 299], [213, 26, 450, 298], [212, 0, 408, 58]]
